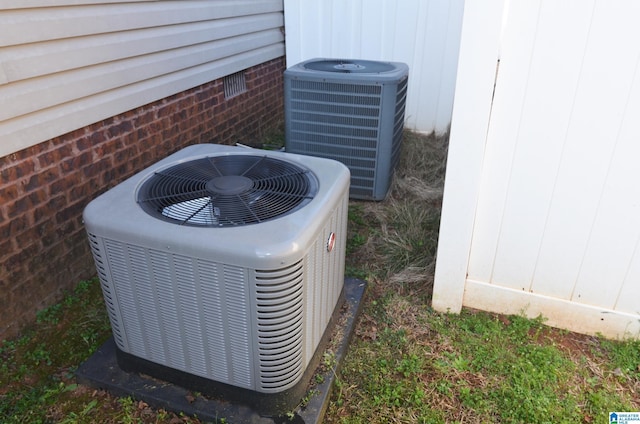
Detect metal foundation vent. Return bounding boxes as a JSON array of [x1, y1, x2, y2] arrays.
[[224, 71, 247, 99]]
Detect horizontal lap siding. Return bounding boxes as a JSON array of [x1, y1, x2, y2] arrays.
[[0, 0, 285, 157], [0, 0, 156, 10]]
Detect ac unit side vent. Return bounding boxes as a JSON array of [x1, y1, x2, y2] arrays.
[[255, 261, 305, 390], [288, 133, 378, 153], [291, 122, 379, 139], [94, 236, 255, 389], [290, 100, 381, 117], [290, 111, 379, 128], [87, 233, 125, 348], [291, 79, 383, 96], [390, 77, 409, 170], [291, 92, 382, 107], [195, 258, 229, 381], [223, 265, 254, 388]]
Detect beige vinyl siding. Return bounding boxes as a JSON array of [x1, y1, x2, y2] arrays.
[[0, 0, 285, 157], [0, 0, 156, 9]]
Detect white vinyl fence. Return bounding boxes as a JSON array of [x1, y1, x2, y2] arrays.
[[283, 0, 464, 134], [434, 0, 640, 339]]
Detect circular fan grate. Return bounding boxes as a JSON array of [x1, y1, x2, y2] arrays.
[[137, 154, 317, 227], [303, 59, 396, 74]]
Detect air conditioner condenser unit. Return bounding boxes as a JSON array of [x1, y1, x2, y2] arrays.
[[83, 144, 350, 415], [285, 58, 409, 200]]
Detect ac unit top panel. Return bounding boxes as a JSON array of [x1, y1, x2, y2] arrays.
[[83, 144, 350, 269], [285, 58, 409, 84], [137, 154, 318, 228]]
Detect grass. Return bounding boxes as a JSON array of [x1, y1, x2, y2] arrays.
[[0, 280, 183, 423], [1, 131, 639, 423], [330, 131, 640, 423]]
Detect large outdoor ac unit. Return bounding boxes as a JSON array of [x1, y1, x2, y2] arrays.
[[83, 144, 350, 414], [284, 58, 409, 200]]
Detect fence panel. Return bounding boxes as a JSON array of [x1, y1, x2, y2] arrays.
[[436, 0, 640, 338], [283, 0, 464, 134]]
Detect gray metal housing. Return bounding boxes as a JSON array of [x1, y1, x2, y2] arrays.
[[83, 144, 350, 394], [284, 58, 409, 200]]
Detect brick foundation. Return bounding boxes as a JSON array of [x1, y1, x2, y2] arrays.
[[0, 57, 285, 340]]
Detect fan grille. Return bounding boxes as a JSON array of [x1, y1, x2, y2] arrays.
[[137, 154, 317, 227], [303, 59, 396, 74]]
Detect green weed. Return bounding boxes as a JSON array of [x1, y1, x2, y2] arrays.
[[598, 337, 640, 379]]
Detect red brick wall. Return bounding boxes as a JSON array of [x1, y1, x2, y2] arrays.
[[0, 57, 285, 340]]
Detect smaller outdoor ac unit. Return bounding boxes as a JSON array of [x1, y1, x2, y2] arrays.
[[83, 144, 350, 415], [285, 58, 409, 200]]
